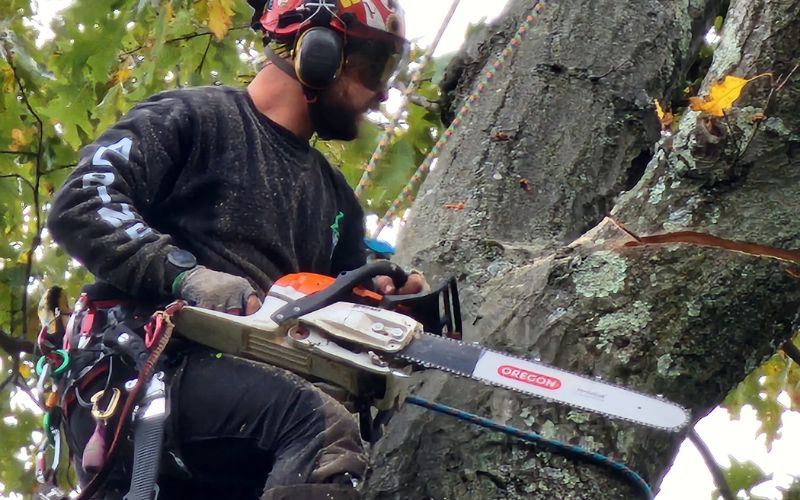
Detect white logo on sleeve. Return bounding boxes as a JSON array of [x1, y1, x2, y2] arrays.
[[92, 138, 132, 166], [83, 137, 153, 240]]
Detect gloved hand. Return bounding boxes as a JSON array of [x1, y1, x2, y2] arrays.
[[374, 269, 429, 295], [172, 266, 261, 315]]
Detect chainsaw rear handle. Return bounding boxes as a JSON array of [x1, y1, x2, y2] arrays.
[[271, 260, 408, 324]]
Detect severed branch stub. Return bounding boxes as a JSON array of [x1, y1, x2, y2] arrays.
[[608, 217, 800, 278]]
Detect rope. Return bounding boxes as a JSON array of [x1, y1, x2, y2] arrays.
[[405, 395, 654, 499], [371, 2, 546, 238], [354, 0, 462, 200]]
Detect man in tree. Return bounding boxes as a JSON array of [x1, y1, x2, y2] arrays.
[[45, 1, 422, 498]]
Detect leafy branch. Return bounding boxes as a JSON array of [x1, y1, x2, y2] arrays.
[[2, 38, 45, 340], [119, 24, 251, 59], [689, 429, 734, 500], [0, 150, 36, 156], [0, 328, 34, 357], [196, 36, 213, 75], [44, 163, 78, 174], [0, 372, 15, 395], [0, 173, 36, 194]]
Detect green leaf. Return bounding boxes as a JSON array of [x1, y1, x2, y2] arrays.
[[717, 457, 770, 498], [723, 341, 797, 451], [0, 387, 40, 496]]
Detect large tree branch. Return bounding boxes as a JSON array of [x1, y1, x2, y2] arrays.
[[0, 329, 34, 357]]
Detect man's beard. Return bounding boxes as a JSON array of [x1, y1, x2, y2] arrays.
[[308, 88, 362, 141]]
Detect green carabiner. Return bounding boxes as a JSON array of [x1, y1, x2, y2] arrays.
[[42, 412, 54, 444], [35, 349, 70, 377], [51, 349, 69, 375], [35, 356, 47, 377]]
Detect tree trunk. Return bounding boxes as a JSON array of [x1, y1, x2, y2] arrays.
[[366, 0, 800, 498]]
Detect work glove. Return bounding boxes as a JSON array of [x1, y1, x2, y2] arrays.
[[374, 269, 429, 295], [172, 265, 261, 315]]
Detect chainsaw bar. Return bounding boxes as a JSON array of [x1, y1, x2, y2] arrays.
[[396, 332, 689, 431]]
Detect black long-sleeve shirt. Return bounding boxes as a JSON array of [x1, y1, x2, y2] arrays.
[[47, 86, 366, 301]]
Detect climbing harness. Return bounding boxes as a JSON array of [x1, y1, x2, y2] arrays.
[[75, 302, 182, 500], [31, 284, 184, 500], [370, 2, 547, 237]]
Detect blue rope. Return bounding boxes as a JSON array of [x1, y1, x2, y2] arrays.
[[405, 395, 653, 499]]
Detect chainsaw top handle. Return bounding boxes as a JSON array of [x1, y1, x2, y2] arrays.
[[271, 260, 407, 324]]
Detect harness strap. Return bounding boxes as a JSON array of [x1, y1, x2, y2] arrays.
[[75, 301, 184, 500], [264, 45, 296, 81], [124, 373, 169, 500], [264, 46, 318, 103], [62, 362, 110, 419]]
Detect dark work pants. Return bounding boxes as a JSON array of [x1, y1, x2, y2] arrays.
[[66, 348, 368, 499]]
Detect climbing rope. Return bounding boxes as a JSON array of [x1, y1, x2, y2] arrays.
[[371, 2, 546, 238], [354, 0, 462, 200], [406, 395, 653, 499]]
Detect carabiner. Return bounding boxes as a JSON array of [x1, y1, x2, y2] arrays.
[[91, 388, 121, 420], [36, 362, 51, 393], [35, 349, 69, 377], [42, 412, 55, 444], [50, 429, 61, 473]]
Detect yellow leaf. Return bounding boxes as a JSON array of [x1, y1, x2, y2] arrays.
[[10, 128, 27, 151], [654, 99, 665, 120], [653, 99, 673, 130], [1, 67, 14, 93], [688, 73, 771, 117], [207, 0, 235, 41], [111, 68, 132, 86], [17, 252, 28, 265]]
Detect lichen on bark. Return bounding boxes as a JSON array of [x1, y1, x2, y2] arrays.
[[365, 0, 800, 498]]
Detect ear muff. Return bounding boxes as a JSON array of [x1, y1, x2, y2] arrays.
[[294, 27, 344, 89]]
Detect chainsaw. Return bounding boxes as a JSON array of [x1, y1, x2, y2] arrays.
[[173, 260, 688, 433]]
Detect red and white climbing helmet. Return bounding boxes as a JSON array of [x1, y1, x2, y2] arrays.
[[257, 0, 407, 49]]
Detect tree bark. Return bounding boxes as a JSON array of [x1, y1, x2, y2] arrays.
[[366, 0, 800, 498]]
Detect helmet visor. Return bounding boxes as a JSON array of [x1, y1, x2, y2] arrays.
[[345, 37, 409, 92]]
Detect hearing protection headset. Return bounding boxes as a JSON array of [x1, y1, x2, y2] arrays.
[[261, 1, 344, 92], [292, 6, 344, 89]]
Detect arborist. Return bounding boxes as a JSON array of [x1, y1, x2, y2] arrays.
[[43, 1, 424, 498]]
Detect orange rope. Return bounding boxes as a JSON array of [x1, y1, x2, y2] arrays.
[[354, 0, 462, 200]]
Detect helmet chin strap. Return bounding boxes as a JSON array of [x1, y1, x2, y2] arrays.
[[264, 46, 319, 103]]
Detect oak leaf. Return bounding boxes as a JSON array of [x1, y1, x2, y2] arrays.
[[688, 73, 770, 117], [10, 128, 28, 151], [207, 0, 235, 41]]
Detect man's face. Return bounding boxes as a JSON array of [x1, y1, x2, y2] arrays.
[[309, 39, 405, 141], [309, 63, 384, 141]]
